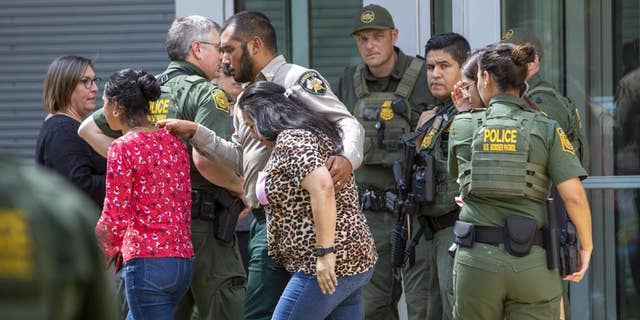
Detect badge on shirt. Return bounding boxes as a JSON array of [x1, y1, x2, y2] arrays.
[[210, 87, 230, 114], [297, 71, 327, 95], [379, 100, 394, 121], [556, 127, 575, 155]]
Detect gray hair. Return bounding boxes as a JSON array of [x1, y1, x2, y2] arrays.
[[166, 15, 221, 61]]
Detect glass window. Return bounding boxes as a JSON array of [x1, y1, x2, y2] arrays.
[[309, 0, 361, 83], [432, 0, 452, 34], [238, 0, 291, 61], [613, 0, 640, 177], [612, 1, 640, 316], [501, 0, 564, 91], [615, 188, 640, 318]]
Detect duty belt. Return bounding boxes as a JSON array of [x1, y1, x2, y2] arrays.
[[453, 217, 546, 258], [423, 208, 459, 233], [470, 226, 544, 246], [191, 189, 218, 221]]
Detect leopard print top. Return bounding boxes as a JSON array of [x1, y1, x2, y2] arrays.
[[263, 129, 377, 276]]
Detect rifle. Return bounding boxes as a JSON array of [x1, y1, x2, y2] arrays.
[[389, 163, 412, 292], [389, 106, 449, 272]]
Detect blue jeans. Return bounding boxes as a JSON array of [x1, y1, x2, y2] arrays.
[[122, 257, 194, 320], [272, 268, 374, 320]]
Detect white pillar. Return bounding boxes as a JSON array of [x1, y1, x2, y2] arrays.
[[363, 0, 431, 57], [452, 0, 501, 50]]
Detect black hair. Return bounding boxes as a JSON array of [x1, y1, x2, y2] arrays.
[[461, 49, 484, 82], [104, 69, 161, 127], [222, 11, 278, 54], [424, 32, 470, 66], [237, 82, 343, 154], [478, 43, 536, 91]]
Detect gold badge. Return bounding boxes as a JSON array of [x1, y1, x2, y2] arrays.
[[379, 100, 394, 121], [502, 29, 514, 41], [557, 127, 575, 155], [361, 10, 375, 23], [421, 130, 436, 149], [210, 87, 230, 114]]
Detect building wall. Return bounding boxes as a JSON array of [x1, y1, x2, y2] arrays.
[[0, 0, 175, 163]]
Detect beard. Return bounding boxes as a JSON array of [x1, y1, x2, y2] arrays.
[[230, 42, 255, 83]]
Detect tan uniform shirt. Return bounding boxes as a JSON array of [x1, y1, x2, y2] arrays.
[[190, 55, 364, 208]]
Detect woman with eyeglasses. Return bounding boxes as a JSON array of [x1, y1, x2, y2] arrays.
[[36, 55, 107, 208]]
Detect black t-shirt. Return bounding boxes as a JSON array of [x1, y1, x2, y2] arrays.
[[35, 114, 106, 208]]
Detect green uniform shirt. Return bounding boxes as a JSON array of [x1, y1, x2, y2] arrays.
[[527, 73, 572, 134], [449, 94, 587, 227], [527, 73, 588, 166], [334, 47, 435, 190], [92, 61, 232, 190], [0, 157, 115, 320], [413, 99, 459, 217]]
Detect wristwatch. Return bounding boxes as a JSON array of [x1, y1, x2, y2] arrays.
[[313, 246, 334, 257]]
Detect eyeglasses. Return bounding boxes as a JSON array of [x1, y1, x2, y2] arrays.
[[197, 40, 222, 53], [461, 81, 475, 98], [80, 77, 101, 89]]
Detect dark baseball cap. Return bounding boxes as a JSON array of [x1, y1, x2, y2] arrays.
[[500, 27, 544, 60], [352, 4, 395, 35]]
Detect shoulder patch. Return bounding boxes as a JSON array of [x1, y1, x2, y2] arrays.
[[297, 71, 327, 95], [556, 127, 575, 155], [210, 87, 230, 114]]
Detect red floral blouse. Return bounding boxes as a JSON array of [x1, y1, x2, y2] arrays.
[[96, 129, 193, 262]]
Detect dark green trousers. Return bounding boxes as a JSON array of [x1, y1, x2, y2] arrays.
[[190, 218, 246, 320], [362, 211, 401, 320], [242, 218, 291, 320], [453, 243, 562, 319], [403, 216, 453, 320]]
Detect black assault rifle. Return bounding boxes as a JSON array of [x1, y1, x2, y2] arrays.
[[388, 107, 447, 274]]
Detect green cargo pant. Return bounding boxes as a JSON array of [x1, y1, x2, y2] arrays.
[[453, 243, 562, 319], [242, 218, 291, 320], [362, 211, 401, 320], [403, 216, 454, 320], [190, 218, 247, 320]]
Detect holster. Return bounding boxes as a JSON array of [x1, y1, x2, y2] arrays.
[[413, 153, 435, 203], [215, 196, 244, 242], [453, 221, 475, 248], [192, 189, 243, 242], [559, 221, 581, 277], [504, 216, 538, 257]]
